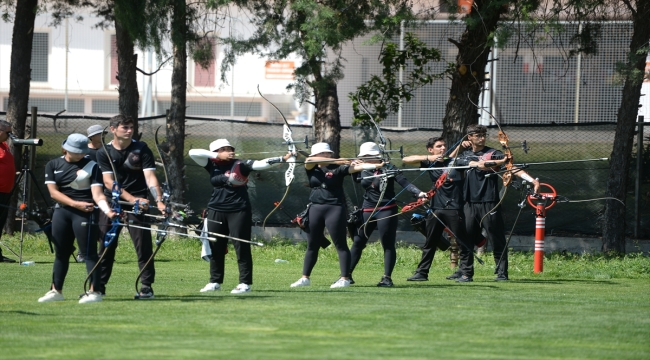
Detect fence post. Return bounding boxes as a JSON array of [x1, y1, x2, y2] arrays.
[[634, 116, 644, 238], [28, 106, 37, 208]]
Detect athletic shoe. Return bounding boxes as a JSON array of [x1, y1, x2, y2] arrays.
[[349, 275, 355, 285], [1, 256, 16, 263], [231, 283, 251, 294], [377, 276, 393, 287], [446, 270, 462, 280], [76, 254, 85, 263], [495, 274, 509, 281], [200, 282, 221, 292], [78, 291, 103, 304], [330, 278, 350, 289], [406, 272, 428, 281], [456, 275, 473, 283], [38, 290, 64, 303], [290, 278, 311, 288], [137, 285, 155, 299]]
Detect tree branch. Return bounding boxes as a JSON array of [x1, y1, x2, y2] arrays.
[[136, 56, 173, 76]]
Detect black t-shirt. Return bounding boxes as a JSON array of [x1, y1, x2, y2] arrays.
[[44, 157, 103, 203], [203, 159, 256, 212], [354, 163, 420, 209], [460, 146, 503, 203], [420, 158, 466, 210], [307, 164, 350, 205], [96, 140, 156, 198], [87, 148, 99, 162]]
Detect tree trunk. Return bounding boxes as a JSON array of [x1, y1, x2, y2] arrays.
[[115, 20, 140, 137], [165, 0, 187, 203], [442, 0, 506, 144], [5, 0, 38, 235], [313, 82, 342, 157], [602, 0, 650, 253]]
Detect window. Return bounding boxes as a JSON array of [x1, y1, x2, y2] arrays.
[[31, 33, 49, 82], [110, 35, 119, 85], [194, 38, 216, 87]]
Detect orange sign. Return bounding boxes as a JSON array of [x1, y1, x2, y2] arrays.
[[265, 61, 295, 80], [458, 0, 474, 14]]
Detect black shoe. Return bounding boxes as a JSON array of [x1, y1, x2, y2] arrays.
[[1, 256, 16, 263], [445, 270, 462, 280], [456, 275, 473, 283], [136, 285, 154, 299], [495, 275, 509, 281], [377, 276, 393, 287], [407, 272, 428, 281], [349, 276, 355, 285]]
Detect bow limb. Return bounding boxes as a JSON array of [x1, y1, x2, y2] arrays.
[[258, 85, 296, 228], [357, 91, 388, 160]]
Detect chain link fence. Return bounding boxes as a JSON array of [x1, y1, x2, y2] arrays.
[[2, 112, 648, 238]]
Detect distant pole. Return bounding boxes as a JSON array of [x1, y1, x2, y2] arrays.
[[573, 23, 582, 124], [397, 20, 404, 128], [634, 116, 644, 238]]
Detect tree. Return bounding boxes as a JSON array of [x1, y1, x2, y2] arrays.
[[220, 0, 413, 156], [3, 0, 38, 234], [602, 0, 650, 252]]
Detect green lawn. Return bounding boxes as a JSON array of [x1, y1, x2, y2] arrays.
[[0, 234, 649, 359]]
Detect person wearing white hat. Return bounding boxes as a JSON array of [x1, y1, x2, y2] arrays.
[[348, 142, 428, 287], [290, 142, 380, 289], [95, 115, 167, 299], [86, 124, 106, 162], [189, 139, 294, 294], [39, 133, 117, 304]]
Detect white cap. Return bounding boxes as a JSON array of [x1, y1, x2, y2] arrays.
[[209, 139, 234, 152], [309, 142, 334, 156], [357, 142, 380, 157]]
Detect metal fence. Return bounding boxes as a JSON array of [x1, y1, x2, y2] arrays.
[[3, 112, 648, 238]]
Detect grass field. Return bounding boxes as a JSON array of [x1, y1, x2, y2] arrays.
[[1, 234, 649, 359]]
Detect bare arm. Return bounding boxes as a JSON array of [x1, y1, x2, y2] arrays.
[[143, 169, 166, 214]]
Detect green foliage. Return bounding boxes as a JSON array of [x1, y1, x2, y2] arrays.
[[349, 32, 447, 126], [222, 0, 414, 102]]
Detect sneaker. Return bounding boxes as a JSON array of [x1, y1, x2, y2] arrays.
[[200, 282, 221, 292], [231, 283, 251, 294], [136, 285, 154, 299], [78, 291, 103, 304], [330, 278, 350, 289], [349, 275, 355, 285], [1, 256, 16, 263], [406, 272, 428, 281], [456, 275, 473, 283], [76, 254, 85, 263], [446, 270, 462, 280], [377, 276, 393, 287], [290, 277, 311, 288], [38, 290, 64, 303], [495, 274, 509, 281]]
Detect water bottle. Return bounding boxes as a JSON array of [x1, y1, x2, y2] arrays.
[[21, 261, 35, 266], [274, 259, 288, 263]]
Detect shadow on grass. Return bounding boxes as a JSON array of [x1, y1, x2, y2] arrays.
[[109, 294, 275, 302], [0, 310, 41, 315], [511, 279, 619, 285]]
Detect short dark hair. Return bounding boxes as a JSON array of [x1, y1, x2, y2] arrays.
[[467, 124, 487, 135], [109, 114, 135, 128], [0, 120, 12, 132], [426, 136, 445, 149]]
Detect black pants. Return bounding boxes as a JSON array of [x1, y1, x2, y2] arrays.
[[414, 209, 473, 276], [98, 210, 155, 291], [50, 206, 100, 291], [350, 207, 398, 277], [0, 191, 10, 258], [465, 202, 507, 277], [206, 209, 253, 285], [303, 204, 350, 277]]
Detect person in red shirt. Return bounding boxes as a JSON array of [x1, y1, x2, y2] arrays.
[[0, 120, 16, 263]]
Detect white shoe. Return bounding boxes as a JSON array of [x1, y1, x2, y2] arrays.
[[231, 283, 251, 294], [290, 277, 311, 288], [200, 283, 221, 292], [78, 291, 103, 304], [330, 278, 351, 289], [38, 290, 64, 303]]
